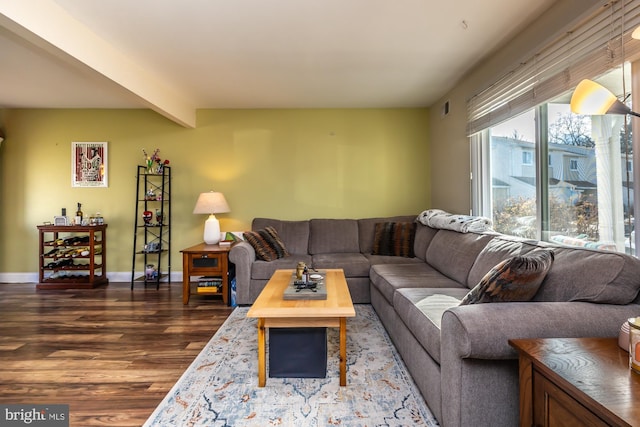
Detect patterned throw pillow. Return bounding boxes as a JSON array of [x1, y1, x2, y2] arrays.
[[459, 249, 554, 305], [372, 222, 417, 257], [243, 226, 290, 261]]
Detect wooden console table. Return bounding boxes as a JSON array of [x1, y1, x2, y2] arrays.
[[509, 337, 640, 427]]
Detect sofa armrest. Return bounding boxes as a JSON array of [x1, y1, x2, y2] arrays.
[[441, 301, 639, 360], [439, 301, 639, 427], [229, 242, 256, 305]]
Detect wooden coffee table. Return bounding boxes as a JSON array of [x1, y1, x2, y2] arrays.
[[246, 269, 355, 387]]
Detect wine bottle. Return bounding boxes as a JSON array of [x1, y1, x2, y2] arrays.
[[76, 202, 83, 225]]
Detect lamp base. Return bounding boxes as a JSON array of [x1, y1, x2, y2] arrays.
[[203, 214, 221, 245]]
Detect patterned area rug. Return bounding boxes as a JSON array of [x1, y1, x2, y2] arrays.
[[144, 305, 439, 426]]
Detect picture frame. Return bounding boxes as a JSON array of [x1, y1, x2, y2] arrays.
[[71, 141, 108, 187]]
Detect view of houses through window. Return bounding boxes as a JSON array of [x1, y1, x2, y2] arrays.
[[487, 69, 635, 255]]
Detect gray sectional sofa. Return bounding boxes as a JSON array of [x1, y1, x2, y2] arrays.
[[229, 215, 640, 426]]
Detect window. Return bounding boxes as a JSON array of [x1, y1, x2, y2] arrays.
[[487, 110, 537, 239], [569, 159, 578, 171], [468, 2, 640, 256], [475, 67, 634, 254]]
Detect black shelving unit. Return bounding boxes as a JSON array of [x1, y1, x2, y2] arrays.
[[131, 165, 171, 289]]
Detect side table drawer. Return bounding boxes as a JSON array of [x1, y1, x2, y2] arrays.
[[187, 253, 225, 274], [533, 370, 607, 426]]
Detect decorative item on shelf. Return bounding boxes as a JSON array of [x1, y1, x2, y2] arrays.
[[142, 148, 170, 174], [145, 188, 156, 200], [143, 210, 153, 225], [75, 202, 83, 225], [54, 216, 69, 226], [145, 264, 158, 280], [193, 191, 230, 245], [144, 242, 160, 253], [54, 208, 70, 226], [155, 209, 163, 225]]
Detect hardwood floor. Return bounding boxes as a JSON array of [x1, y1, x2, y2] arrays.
[[0, 282, 234, 426]]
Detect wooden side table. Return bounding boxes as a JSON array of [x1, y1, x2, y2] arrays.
[[181, 243, 232, 305], [509, 337, 640, 427]]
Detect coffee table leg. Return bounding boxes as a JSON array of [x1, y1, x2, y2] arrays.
[[339, 317, 347, 386], [258, 318, 266, 387]]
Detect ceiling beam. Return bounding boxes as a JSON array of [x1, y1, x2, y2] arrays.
[[0, 1, 196, 128]]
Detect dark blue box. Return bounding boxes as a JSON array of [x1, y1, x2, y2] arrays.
[[268, 327, 327, 378]]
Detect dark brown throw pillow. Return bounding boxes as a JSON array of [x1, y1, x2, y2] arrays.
[[243, 226, 289, 261], [372, 222, 416, 257], [459, 249, 554, 305]]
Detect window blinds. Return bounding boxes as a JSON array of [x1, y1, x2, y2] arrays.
[[466, 0, 640, 136]]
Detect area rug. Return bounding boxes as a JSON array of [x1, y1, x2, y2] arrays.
[[144, 305, 439, 426]]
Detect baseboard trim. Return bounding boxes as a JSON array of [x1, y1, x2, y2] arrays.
[[0, 272, 184, 283]]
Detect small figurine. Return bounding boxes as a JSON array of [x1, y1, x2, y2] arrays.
[[145, 264, 158, 280], [143, 210, 153, 225]]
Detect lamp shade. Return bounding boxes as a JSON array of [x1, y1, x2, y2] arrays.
[[570, 79, 632, 116], [193, 192, 230, 245], [193, 191, 230, 215]]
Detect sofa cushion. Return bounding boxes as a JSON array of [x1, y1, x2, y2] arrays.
[[309, 219, 360, 254], [370, 263, 465, 305], [243, 226, 290, 261], [426, 230, 494, 285], [394, 288, 470, 364], [358, 215, 417, 254], [372, 221, 416, 257], [311, 253, 370, 277], [413, 224, 439, 261], [251, 255, 313, 280], [467, 235, 543, 288], [460, 249, 554, 305], [365, 254, 423, 266], [533, 246, 640, 304], [252, 218, 310, 255]]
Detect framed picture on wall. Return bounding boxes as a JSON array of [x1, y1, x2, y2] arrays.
[[71, 141, 108, 187]]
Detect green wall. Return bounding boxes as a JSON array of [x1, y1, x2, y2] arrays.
[[0, 108, 430, 278]]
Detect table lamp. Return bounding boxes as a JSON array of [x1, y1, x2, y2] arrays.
[[193, 191, 230, 244]]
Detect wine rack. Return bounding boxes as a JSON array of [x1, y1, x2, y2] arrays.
[[37, 224, 108, 289]]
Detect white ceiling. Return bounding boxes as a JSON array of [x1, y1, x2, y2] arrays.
[[0, 0, 556, 126]]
